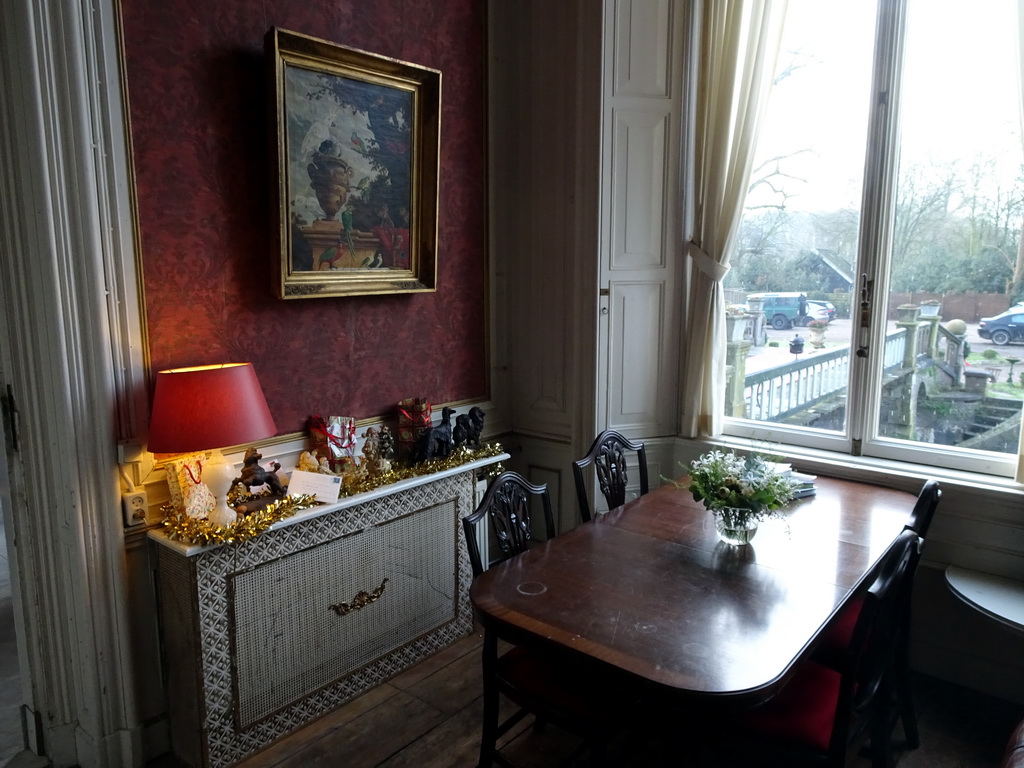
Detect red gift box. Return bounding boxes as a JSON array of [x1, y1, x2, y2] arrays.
[[309, 415, 357, 472], [396, 397, 432, 460]]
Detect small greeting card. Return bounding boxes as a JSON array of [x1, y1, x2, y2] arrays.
[[288, 469, 343, 504]]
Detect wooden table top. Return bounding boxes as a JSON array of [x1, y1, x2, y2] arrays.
[[469, 475, 915, 708]]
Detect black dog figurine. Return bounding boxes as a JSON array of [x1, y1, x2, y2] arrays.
[[453, 414, 471, 447], [416, 406, 455, 462], [466, 406, 485, 448]]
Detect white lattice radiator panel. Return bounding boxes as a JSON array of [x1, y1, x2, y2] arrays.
[[231, 499, 457, 727], [152, 462, 495, 768]]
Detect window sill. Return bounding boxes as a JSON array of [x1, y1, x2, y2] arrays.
[[683, 436, 1024, 507]]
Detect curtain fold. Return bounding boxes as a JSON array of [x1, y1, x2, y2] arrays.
[[681, 0, 788, 438]]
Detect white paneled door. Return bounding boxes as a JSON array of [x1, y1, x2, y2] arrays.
[[597, 0, 684, 439]]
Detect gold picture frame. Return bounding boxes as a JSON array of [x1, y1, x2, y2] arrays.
[[267, 28, 441, 299]]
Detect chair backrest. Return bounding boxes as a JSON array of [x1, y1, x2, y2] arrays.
[[572, 429, 649, 522], [818, 529, 921, 761], [846, 529, 922, 716], [462, 471, 555, 577], [906, 479, 941, 539]]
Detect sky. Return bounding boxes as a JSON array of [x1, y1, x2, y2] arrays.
[[746, 0, 1024, 215]]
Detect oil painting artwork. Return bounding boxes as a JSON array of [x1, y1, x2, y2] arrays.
[[268, 28, 440, 298]]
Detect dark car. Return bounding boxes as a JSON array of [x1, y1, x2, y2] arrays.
[[978, 308, 1024, 345]]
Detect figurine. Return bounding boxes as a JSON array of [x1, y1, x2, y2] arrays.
[[453, 414, 471, 448], [379, 425, 395, 460], [231, 447, 285, 497], [297, 450, 323, 473], [416, 406, 455, 462], [360, 427, 391, 476], [466, 406, 486, 448]]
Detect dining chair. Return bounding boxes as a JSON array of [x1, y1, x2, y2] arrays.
[[463, 471, 635, 768], [890, 478, 940, 749], [572, 429, 649, 522], [904, 478, 941, 539], [725, 528, 922, 768], [813, 479, 941, 750], [463, 470, 554, 578]]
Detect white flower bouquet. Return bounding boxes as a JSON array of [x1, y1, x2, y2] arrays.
[[668, 449, 801, 521]]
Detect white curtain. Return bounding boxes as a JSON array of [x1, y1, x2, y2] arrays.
[[681, 0, 788, 438]]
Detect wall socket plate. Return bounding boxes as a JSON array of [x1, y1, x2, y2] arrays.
[[122, 490, 148, 527]]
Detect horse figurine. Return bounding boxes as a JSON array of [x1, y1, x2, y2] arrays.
[[230, 447, 285, 497]]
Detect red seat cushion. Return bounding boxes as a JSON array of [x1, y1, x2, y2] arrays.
[[815, 596, 864, 669], [738, 660, 842, 754]]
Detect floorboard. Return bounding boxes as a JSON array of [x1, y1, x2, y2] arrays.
[[169, 628, 1019, 768], [1, 618, 1014, 768]]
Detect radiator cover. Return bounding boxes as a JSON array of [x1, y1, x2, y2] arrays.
[[230, 500, 456, 728], [153, 467, 481, 768]]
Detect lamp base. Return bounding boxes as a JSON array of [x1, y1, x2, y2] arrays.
[[207, 499, 239, 527], [205, 449, 239, 527]]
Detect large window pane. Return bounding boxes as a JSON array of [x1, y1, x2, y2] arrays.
[[724, 0, 1024, 476], [725, 1, 877, 436], [877, 0, 1024, 459]]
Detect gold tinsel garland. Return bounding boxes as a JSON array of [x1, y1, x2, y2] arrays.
[[338, 442, 505, 496], [161, 493, 320, 547], [161, 442, 506, 547]]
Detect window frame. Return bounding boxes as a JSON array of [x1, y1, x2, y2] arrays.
[[720, 0, 1022, 481]]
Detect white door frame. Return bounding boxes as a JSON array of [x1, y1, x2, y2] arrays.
[[0, 1, 148, 765]]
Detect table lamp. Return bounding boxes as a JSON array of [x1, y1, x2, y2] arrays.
[[148, 363, 278, 526]]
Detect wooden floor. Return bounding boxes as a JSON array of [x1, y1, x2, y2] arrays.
[[145, 626, 1024, 768]]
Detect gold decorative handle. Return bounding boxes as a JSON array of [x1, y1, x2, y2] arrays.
[[328, 578, 389, 617]]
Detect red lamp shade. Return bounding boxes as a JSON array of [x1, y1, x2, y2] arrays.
[[148, 363, 277, 454]]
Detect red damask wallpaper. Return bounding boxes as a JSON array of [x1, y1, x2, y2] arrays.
[[120, 0, 487, 434]]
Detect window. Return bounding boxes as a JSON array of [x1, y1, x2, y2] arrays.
[[724, 0, 1024, 477]]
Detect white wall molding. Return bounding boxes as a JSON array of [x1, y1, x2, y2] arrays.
[[0, 0, 146, 765]]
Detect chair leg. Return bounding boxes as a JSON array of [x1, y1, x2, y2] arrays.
[[478, 633, 500, 768], [869, 708, 895, 768], [895, 655, 920, 749], [894, 626, 920, 750]]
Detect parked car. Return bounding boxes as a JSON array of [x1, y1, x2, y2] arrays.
[[978, 308, 1024, 345], [746, 292, 830, 330], [805, 299, 837, 322]]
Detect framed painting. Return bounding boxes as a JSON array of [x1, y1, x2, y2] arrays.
[[267, 28, 441, 299]]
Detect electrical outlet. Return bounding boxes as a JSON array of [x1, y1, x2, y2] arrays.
[[122, 490, 148, 527]]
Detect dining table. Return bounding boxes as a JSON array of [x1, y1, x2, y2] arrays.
[[469, 474, 916, 711]]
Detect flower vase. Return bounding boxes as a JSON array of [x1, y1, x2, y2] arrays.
[[714, 507, 759, 545]]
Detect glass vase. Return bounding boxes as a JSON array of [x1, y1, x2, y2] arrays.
[[714, 507, 759, 546]]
